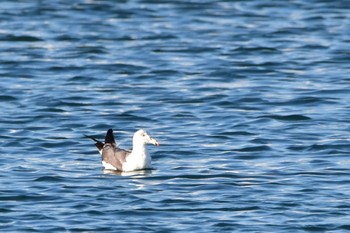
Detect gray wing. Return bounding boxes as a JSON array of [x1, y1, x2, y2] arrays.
[[101, 143, 131, 170]]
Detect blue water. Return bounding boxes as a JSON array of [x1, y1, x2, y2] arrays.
[[1, 1, 350, 232]]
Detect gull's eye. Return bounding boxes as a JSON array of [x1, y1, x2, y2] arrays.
[[141, 133, 146, 137]]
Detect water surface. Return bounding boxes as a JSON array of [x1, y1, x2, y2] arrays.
[[1, 0, 350, 232]]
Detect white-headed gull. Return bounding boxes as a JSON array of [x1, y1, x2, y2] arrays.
[[86, 129, 160, 172]]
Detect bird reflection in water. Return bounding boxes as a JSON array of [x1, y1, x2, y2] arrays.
[[102, 169, 153, 177]]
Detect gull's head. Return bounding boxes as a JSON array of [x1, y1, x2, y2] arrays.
[[133, 129, 160, 146]]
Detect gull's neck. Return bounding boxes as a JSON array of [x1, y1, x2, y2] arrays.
[[131, 139, 147, 157], [123, 139, 151, 171], [122, 141, 149, 171]]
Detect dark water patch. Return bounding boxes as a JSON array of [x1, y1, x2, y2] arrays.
[[172, 112, 199, 120], [340, 225, 350, 230], [150, 69, 182, 76], [48, 65, 86, 72], [76, 45, 107, 54], [61, 123, 86, 129], [0, 193, 55, 202], [55, 34, 80, 41], [237, 97, 266, 104], [39, 140, 77, 149], [118, 112, 153, 122], [0, 95, 17, 101], [34, 175, 65, 182], [234, 145, 271, 153], [134, 205, 260, 213], [0, 117, 37, 125], [260, 114, 312, 121], [218, 130, 256, 137], [300, 44, 330, 50], [309, 88, 349, 96], [153, 46, 218, 54], [0, 35, 43, 42], [141, 33, 178, 41], [67, 75, 92, 82], [56, 100, 91, 107], [35, 107, 66, 113], [233, 46, 281, 55], [212, 100, 236, 107], [206, 70, 246, 80], [281, 96, 325, 105], [199, 93, 228, 101], [0, 207, 12, 213], [309, 143, 350, 152], [90, 63, 148, 74], [87, 124, 116, 131], [302, 225, 334, 232]]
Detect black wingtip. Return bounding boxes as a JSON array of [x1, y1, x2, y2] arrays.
[[84, 134, 100, 143], [84, 134, 104, 151], [95, 141, 104, 151], [105, 128, 116, 144]]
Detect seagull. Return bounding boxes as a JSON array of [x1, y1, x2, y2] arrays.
[[86, 129, 160, 172]]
